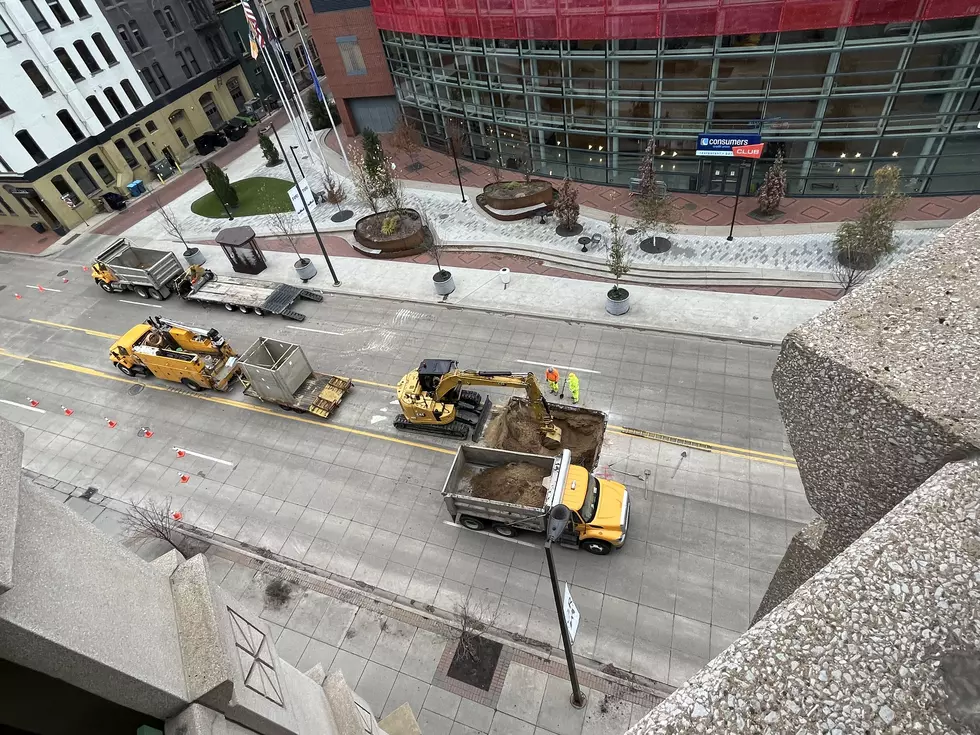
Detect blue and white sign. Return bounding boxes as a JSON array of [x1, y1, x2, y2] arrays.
[[696, 133, 763, 158]]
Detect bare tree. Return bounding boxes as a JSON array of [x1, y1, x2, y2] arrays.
[[420, 213, 449, 278], [348, 147, 381, 213], [756, 151, 786, 216], [324, 168, 348, 210], [832, 165, 907, 269], [269, 212, 305, 260], [452, 593, 500, 661], [445, 117, 467, 160], [391, 114, 423, 171], [121, 498, 189, 556], [514, 128, 533, 183], [150, 190, 191, 251]]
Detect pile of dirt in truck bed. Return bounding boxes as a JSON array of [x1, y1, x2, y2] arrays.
[[482, 397, 606, 468], [469, 462, 549, 507]]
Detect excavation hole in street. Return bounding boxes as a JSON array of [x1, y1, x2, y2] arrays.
[[483, 397, 605, 468]]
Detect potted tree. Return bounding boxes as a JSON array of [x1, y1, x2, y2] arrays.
[[605, 214, 632, 315], [151, 190, 204, 266], [421, 214, 455, 296], [754, 151, 786, 220], [832, 165, 907, 271], [270, 212, 317, 282], [633, 139, 677, 253], [391, 114, 423, 172], [554, 178, 582, 237], [324, 168, 353, 222]]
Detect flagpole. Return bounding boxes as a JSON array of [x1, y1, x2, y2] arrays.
[[253, 0, 308, 154], [298, 29, 348, 169], [244, 0, 298, 138]]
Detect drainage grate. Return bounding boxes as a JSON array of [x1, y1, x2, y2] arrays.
[[127, 383, 145, 395], [80, 486, 98, 500], [64, 234, 81, 245], [616, 426, 714, 453]]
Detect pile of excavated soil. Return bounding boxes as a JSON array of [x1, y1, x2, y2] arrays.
[[482, 397, 605, 468], [469, 462, 549, 507]]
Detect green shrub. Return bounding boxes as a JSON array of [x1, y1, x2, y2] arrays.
[[381, 214, 401, 236]]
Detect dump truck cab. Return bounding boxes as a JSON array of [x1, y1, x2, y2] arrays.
[[109, 316, 239, 392], [557, 464, 629, 553]]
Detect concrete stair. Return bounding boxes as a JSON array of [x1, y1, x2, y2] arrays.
[[379, 704, 422, 735]]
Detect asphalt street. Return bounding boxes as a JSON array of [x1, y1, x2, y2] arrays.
[[0, 249, 812, 688]]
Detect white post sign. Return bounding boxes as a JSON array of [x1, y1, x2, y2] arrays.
[[287, 177, 316, 214], [562, 584, 580, 643]]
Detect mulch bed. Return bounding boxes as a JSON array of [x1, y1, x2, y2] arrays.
[[485, 180, 551, 201], [447, 636, 503, 691], [355, 210, 421, 243]]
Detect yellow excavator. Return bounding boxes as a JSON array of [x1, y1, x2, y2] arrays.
[[395, 359, 562, 446]]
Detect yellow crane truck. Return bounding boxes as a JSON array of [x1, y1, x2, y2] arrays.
[[109, 316, 240, 392]]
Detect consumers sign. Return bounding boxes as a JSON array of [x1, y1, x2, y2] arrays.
[[696, 134, 764, 159]]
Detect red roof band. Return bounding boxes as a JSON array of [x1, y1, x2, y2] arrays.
[[371, 0, 978, 40]]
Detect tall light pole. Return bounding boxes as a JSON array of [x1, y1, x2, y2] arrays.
[[268, 123, 340, 286], [726, 161, 751, 241], [448, 138, 467, 204], [545, 504, 586, 709]]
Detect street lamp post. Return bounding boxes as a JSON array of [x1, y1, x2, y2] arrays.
[[545, 504, 586, 709], [198, 164, 234, 220], [289, 146, 305, 179], [726, 161, 751, 242], [448, 138, 467, 204], [268, 123, 341, 286]]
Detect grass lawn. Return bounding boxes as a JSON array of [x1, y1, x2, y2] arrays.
[[191, 176, 294, 218]]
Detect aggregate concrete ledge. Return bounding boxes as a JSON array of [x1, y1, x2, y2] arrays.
[[627, 458, 980, 734], [0, 420, 23, 593]]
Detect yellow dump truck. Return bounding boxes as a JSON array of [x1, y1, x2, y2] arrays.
[[109, 316, 240, 392]]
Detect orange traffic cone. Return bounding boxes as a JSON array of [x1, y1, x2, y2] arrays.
[[138, 426, 154, 438], [82, 265, 89, 271], [37, 285, 44, 292], [172, 511, 183, 520], [104, 417, 117, 428], [175, 448, 186, 458], [62, 406, 74, 416], [14, 293, 21, 300], [28, 398, 39, 407], [178, 473, 190, 484], [62, 277, 69, 283]]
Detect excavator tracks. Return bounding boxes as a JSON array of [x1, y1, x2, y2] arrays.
[[393, 414, 472, 440]]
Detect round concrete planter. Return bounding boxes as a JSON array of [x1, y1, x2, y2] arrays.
[[353, 209, 425, 259], [183, 247, 207, 266], [482, 180, 554, 211], [433, 270, 455, 296], [606, 287, 630, 316], [293, 257, 317, 282]]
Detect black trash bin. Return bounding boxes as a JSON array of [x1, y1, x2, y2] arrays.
[[31, 221, 47, 233]]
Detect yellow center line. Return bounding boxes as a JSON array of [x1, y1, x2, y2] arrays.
[[608, 423, 797, 463], [0, 348, 453, 455], [353, 378, 398, 390], [30, 318, 121, 340], [613, 431, 798, 468]]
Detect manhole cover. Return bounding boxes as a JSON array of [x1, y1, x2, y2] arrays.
[[57, 269, 69, 277], [128, 384, 145, 395], [438, 214, 449, 220], [626, 228, 638, 236]]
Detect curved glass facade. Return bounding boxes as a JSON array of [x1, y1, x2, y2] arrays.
[[382, 18, 980, 196]]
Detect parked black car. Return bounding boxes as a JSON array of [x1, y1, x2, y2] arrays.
[[193, 131, 229, 155], [219, 118, 249, 142]]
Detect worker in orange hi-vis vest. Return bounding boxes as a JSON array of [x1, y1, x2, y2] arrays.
[[545, 367, 560, 395]]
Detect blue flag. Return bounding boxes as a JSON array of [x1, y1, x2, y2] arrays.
[[304, 46, 324, 102]]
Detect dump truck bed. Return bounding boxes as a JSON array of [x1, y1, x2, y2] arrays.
[[96, 240, 184, 291], [184, 276, 323, 321], [244, 372, 352, 417], [442, 446, 569, 532]]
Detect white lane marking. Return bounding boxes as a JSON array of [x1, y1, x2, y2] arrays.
[[25, 285, 62, 292], [370, 415, 387, 424], [172, 446, 235, 466], [389, 400, 400, 405], [287, 326, 344, 336], [443, 520, 539, 548], [514, 359, 600, 375], [0, 399, 46, 413], [119, 299, 163, 308]]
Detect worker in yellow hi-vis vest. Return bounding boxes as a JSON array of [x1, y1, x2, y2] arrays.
[[568, 372, 580, 404]]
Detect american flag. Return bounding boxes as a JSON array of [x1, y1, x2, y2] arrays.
[[242, 2, 265, 53]]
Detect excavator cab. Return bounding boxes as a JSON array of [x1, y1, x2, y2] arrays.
[[417, 359, 458, 394]]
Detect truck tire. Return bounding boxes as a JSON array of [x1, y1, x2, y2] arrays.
[[253, 307, 265, 316], [459, 516, 486, 532], [492, 523, 518, 538], [582, 539, 612, 556], [133, 286, 150, 299], [224, 303, 235, 311], [98, 281, 114, 293], [115, 363, 136, 377], [148, 288, 164, 300], [180, 378, 205, 392], [238, 305, 249, 314]]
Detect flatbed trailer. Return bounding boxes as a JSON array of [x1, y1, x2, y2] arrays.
[[239, 337, 351, 417], [180, 272, 322, 321]]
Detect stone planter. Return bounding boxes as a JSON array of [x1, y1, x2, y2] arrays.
[[183, 247, 207, 266], [482, 180, 554, 211], [433, 270, 455, 296], [293, 257, 317, 282], [606, 287, 630, 316], [352, 209, 426, 259]]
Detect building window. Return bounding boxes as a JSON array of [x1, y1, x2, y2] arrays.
[[57, 109, 85, 141], [67, 161, 98, 195], [21, 0, 51, 31], [146, 120, 158, 132], [67, 0, 87, 17], [128, 127, 145, 142], [281, 6, 295, 34], [16, 130, 46, 163], [115, 139, 138, 168], [185, 46, 200, 73], [86, 95, 111, 126], [121, 79, 141, 108], [294, 1, 306, 26], [269, 13, 282, 39], [117, 25, 135, 53], [139, 67, 159, 95], [45, 0, 70, 25], [185, 0, 203, 24], [176, 50, 190, 78], [104, 87, 126, 117], [92, 33, 116, 65], [128, 20, 146, 48], [233, 30, 246, 55], [55, 47, 83, 80], [204, 34, 220, 64], [0, 12, 17, 45], [336, 36, 366, 76], [153, 9, 171, 38], [152, 61, 170, 89], [0, 95, 10, 114], [21, 61, 53, 95], [88, 153, 113, 184], [51, 175, 77, 200], [74, 39, 101, 72], [164, 5, 180, 32], [283, 50, 296, 73]]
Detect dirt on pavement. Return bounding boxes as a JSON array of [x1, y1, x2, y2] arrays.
[[482, 397, 606, 468], [468, 462, 549, 507]]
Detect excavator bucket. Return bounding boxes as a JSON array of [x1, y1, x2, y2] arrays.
[[541, 423, 563, 450]]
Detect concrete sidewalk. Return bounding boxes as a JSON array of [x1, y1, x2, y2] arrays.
[[114, 236, 829, 345], [37, 476, 664, 735]]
